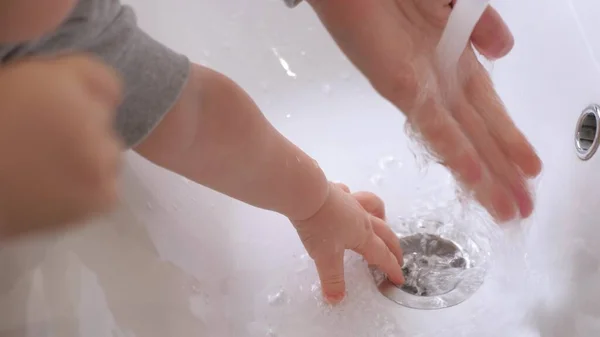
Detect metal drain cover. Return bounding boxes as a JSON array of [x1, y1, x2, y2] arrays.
[[372, 231, 486, 310]]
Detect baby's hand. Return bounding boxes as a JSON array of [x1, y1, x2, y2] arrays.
[[0, 54, 123, 238], [291, 182, 404, 304]]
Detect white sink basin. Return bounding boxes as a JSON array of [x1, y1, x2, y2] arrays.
[[2, 0, 600, 336]]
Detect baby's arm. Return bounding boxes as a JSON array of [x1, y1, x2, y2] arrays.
[[135, 64, 329, 221], [135, 64, 404, 302], [0, 0, 75, 42]]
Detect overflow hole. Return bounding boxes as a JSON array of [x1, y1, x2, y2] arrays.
[[576, 104, 600, 160]]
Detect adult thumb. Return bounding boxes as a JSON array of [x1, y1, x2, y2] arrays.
[[471, 6, 514, 59]]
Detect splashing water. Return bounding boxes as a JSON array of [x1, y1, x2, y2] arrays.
[[251, 189, 549, 337]]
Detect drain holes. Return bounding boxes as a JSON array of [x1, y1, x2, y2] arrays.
[[575, 104, 600, 160], [371, 227, 486, 310], [397, 234, 467, 297]]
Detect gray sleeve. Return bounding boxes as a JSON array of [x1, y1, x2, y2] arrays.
[[15, 2, 191, 148]]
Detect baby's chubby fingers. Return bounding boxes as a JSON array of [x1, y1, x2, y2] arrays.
[[354, 231, 405, 285], [353, 191, 385, 220], [51, 54, 123, 110], [333, 185, 387, 220], [313, 251, 347, 304], [371, 216, 403, 268], [333, 182, 351, 193]]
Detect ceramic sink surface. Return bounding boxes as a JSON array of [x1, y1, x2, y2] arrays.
[[1, 0, 600, 336]]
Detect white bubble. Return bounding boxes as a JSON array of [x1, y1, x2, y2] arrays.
[[267, 289, 288, 305], [370, 174, 384, 186], [378, 155, 397, 170]]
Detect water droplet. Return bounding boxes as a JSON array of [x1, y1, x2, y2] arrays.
[[300, 50, 307, 56], [271, 47, 297, 78], [266, 328, 278, 337], [267, 289, 288, 305], [340, 71, 351, 80], [171, 203, 180, 211], [285, 114, 292, 119], [378, 155, 396, 170], [312, 159, 320, 168], [321, 83, 332, 94], [370, 174, 383, 186], [146, 202, 153, 210], [202, 50, 211, 57], [296, 156, 301, 163]]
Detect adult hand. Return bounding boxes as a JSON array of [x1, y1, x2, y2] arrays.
[[309, 0, 542, 221], [0, 54, 123, 238]]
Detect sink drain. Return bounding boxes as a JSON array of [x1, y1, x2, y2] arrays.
[[399, 233, 468, 297], [372, 229, 486, 310], [575, 104, 600, 161]]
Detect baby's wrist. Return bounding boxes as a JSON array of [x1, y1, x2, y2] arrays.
[[286, 177, 331, 222]]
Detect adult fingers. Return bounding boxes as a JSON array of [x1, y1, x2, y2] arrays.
[[471, 6, 514, 59], [334, 182, 351, 193], [409, 97, 483, 189], [467, 70, 542, 178], [450, 94, 524, 220], [449, 1, 513, 58]]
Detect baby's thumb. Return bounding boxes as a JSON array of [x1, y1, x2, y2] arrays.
[[314, 252, 346, 304]]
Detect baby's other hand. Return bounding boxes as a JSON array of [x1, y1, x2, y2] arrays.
[[0, 54, 123, 238], [291, 182, 404, 304]]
